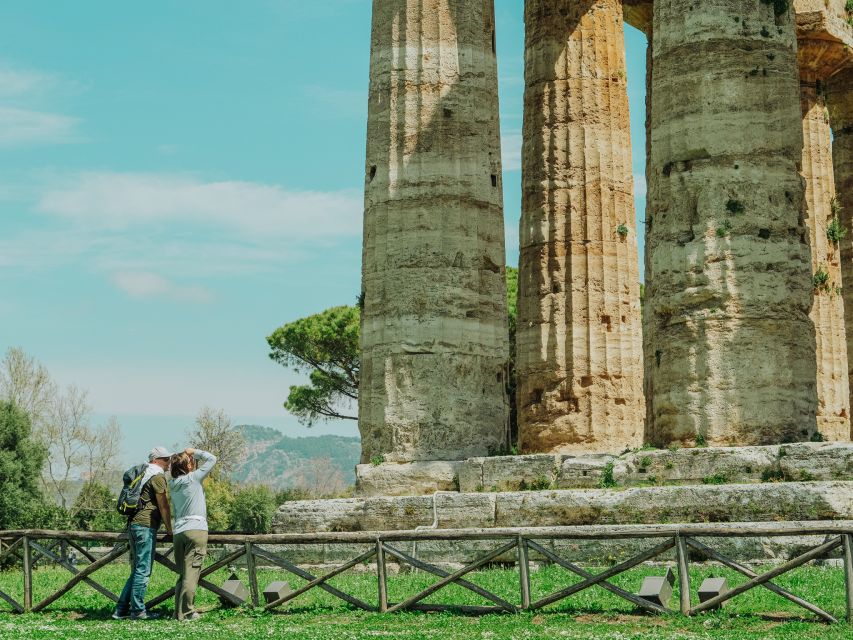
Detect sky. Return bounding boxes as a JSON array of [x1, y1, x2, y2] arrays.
[[0, 1, 648, 466]]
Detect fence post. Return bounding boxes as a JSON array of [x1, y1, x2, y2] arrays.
[[22, 536, 32, 613], [517, 536, 531, 610], [844, 533, 853, 625], [244, 542, 259, 607], [376, 538, 388, 613], [676, 535, 690, 617]]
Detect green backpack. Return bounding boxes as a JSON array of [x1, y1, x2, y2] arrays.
[[116, 463, 150, 516]]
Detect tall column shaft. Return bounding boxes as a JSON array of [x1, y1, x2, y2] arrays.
[[518, 0, 644, 454], [360, 0, 509, 463], [828, 66, 853, 440], [800, 72, 851, 440], [646, 0, 818, 446]]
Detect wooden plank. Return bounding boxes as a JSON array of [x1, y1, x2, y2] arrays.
[[526, 540, 668, 616], [32, 543, 128, 612], [263, 547, 377, 611], [518, 536, 531, 610], [252, 546, 376, 612], [676, 536, 690, 616], [685, 537, 837, 623], [691, 537, 843, 614], [29, 540, 118, 603], [390, 602, 505, 615], [2, 521, 853, 545], [376, 539, 388, 613], [22, 537, 32, 612], [382, 543, 518, 613], [245, 543, 259, 607], [386, 539, 519, 614], [146, 547, 246, 609], [530, 538, 676, 611], [842, 533, 853, 624], [153, 552, 245, 607], [0, 587, 24, 614], [0, 538, 22, 565], [30, 540, 59, 569]]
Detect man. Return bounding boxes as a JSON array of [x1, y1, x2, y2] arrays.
[[113, 446, 173, 621]]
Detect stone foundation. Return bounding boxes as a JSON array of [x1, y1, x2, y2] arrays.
[[355, 442, 853, 496]]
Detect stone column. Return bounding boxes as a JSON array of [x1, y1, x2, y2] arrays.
[[829, 65, 853, 440], [799, 54, 851, 440], [359, 0, 509, 463], [645, 0, 818, 446], [517, 0, 644, 454]]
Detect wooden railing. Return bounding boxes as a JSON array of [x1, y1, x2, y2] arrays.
[[1, 521, 852, 623]]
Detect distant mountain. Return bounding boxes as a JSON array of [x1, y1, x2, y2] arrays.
[[232, 425, 361, 491]]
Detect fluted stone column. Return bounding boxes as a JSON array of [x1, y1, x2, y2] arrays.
[[829, 65, 853, 440], [798, 6, 853, 440], [359, 0, 509, 464], [646, 0, 818, 446], [518, 0, 644, 454]]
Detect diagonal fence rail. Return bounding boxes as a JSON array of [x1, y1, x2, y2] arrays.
[[0, 522, 851, 624]]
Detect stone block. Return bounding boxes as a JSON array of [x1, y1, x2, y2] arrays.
[[220, 574, 249, 607], [778, 442, 853, 481], [556, 455, 617, 489], [698, 577, 729, 609], [459, 455, 562, 493], [356, 461, 462, 497], [638, 567, 675, 607], [263, 581, 292, 605]]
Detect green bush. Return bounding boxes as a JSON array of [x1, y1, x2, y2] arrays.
[[230, 485, 277, 534], [72, 481, 126, 532], [827, 216, 847, 244]]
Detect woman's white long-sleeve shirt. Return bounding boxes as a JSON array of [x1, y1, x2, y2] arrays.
[[169, 450, 217, 535]]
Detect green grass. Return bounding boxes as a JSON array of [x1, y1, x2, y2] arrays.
[[0, 558, 850, 639]]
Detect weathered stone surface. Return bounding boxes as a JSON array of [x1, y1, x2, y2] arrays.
[[359, 443, 853, 495], [645, 0, 818, 446], [828, 68, 853, 437], [797, 0, 853, 442], [518, 0, 644, 455], [459, 455, 562, 493], [274, 481, 853, 534], [356, 461, 462, 497], [359, 0, 510, 463]]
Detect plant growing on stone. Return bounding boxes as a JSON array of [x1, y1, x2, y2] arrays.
[[831, 195, 843, 218], [827, 216, 847, 244], [716, 219, 733, 237], [616, 223, 629, 238], [813, 267, 831, 292], [599, 462, 617, 488]]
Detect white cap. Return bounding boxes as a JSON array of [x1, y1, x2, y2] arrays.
[[148, 446, 172, 461]]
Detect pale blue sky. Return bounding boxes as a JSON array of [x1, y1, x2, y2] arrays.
[[0, 1, 648, 465]]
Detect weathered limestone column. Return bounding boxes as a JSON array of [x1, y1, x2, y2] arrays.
[[646, 0, 818, 446], [797, 1, 853, 440], [828, 65, 853, 440], [517, 0, 644, 454], [359, 0, 509, 463]]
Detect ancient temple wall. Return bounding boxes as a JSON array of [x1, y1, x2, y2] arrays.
[[359, 0, 510, 463], [645, 0, 818, 446], [517, 0, 644, 454]]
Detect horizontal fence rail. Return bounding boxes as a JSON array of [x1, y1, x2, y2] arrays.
[[0, 521, 851, 624]]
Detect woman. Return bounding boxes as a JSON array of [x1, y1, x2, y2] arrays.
[[168, 447, 217, 621]]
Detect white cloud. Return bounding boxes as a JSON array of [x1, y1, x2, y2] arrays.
[[111, 271, 215, 304], [501, 131, 522, 172], [0, 65, 52, 97], [0, 107, 80, 147], [37, 172, 362, 238]]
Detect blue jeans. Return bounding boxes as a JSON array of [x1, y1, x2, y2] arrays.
[[116, 524, 157, 615]]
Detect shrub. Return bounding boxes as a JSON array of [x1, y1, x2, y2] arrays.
[[230, 485, 277, 534], [616, 223, 629, 238], [814, 268, 831, 292], [204, 477, 236, 532], [827, 216, 847, 244], [599, 463, 617, 488], [72, 481, 126, 532]]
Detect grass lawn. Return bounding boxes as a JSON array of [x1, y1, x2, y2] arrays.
[[0, 557, 850, 639]]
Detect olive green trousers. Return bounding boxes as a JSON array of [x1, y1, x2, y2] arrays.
[[174, 529, 208, 620]]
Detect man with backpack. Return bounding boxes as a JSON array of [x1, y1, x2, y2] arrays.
[[113, 446, 173, 621]]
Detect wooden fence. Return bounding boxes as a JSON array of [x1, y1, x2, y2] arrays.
[[1, 521, 852, 623]]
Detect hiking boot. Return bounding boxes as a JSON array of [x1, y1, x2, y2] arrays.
[[180, 612, 202, 622], [111, 610, 130, 620]]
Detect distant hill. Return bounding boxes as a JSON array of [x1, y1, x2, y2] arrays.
[[232, 425, 361, 491]]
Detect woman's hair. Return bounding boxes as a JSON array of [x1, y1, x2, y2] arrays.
[[170, 452, 193, 478]]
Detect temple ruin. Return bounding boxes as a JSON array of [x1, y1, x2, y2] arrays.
[[352, 0, 853, 491]]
